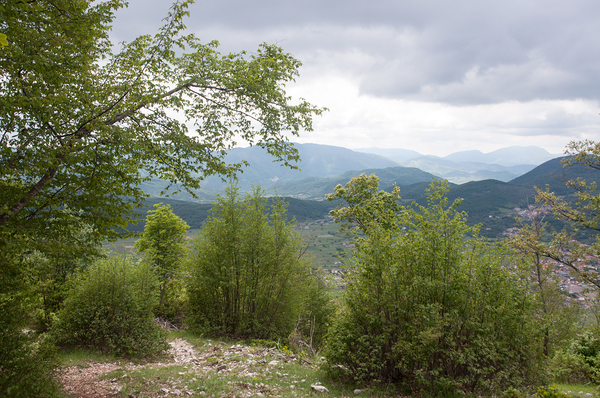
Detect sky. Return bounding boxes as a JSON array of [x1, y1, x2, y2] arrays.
[[110, 0, 600, 157]]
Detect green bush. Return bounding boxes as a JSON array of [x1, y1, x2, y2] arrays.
[[52, 256, 168, 357], [323, 176, 545, 395], [0, 240, 61, 397], [187, 185, 333, 342], [535, 385, 570, 398], [549, 330, 600, 384]]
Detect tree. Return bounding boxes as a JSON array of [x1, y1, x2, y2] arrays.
[[527, 140, 600, 290], [135, 203, 189, 309], [187, 185, 332, 342], [0, 0, 324, 249], [507, 205, 580, 358], [324, 175, 544, 394]]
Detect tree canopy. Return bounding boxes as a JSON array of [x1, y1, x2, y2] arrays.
[[0, 0, 324, 249]]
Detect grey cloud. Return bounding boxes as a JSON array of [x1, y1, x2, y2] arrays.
[[112, 0, 600, 105]]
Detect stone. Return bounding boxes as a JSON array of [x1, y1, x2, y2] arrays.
[[311, 384, 329, 393]]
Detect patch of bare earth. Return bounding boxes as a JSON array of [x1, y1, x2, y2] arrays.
[[59, 338, 197, 398]]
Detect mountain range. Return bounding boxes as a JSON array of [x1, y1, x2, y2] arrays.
[[141, 143, 560, 201], [137, 143, 598, 239], [356, 146, 559, 184]]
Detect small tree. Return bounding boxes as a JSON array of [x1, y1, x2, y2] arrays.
[[324, 175, 544, 394], [507, 205, 580, 358], [525, 140, 600, 290], [135, 203, 189, 311], [187, 185, 331, 342]]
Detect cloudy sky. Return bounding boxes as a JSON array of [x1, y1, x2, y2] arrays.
[[110, 0, 600, 157]]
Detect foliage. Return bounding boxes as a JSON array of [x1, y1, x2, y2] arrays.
[[187, 185, 332, 342], [526, 140, 600, 290], [0, 0, 324, 246], [0, 241, 61, 397], [507, 206, 581, 358], [135, 203, 189, 317], [549, 329, 600, 385], [323, 175, 544, 394], [52, 256, 168, 358], [27, 210, 103, 333], [289, 270, 337, 355], [0, 0, 321, 384], [534, 385, 571, 398]]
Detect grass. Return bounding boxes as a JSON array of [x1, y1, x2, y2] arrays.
[[58, 347, 119, 368], [556, 383, 599, 397]]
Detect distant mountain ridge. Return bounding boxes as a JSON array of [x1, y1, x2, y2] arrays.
[[195, 143, 400, 191], [141, 143, 401, 202], [141, 143, 563, 204], [357, 145, 559, 184], [442, 146, 559, 166], [135, 149, 599, 240]]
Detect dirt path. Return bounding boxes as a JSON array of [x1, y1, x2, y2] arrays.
[[59, 338, 198, 398]]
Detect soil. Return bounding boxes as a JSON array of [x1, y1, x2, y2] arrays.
[[58, 338, 197, 398]]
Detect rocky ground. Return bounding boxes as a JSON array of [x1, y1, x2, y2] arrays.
[[59, 338, 199, 397], [57, 338, 339, 398]]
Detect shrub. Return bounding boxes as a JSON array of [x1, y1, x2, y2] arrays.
[[549, 330, 600, 384], [0, 240, 61, 397], [52, 256, 168, 357], [535, 385, 570, 398], [323, 176, 545, 395], [187, 185, 333, 342]]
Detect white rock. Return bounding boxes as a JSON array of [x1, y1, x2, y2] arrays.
[[160, 388, 170, 394], [311, 385, 329, 393], [268, 360, 279, 366], [354, 389, 365, 395]]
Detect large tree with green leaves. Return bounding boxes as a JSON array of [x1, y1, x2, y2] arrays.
[[0, 0, 323, 249]]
